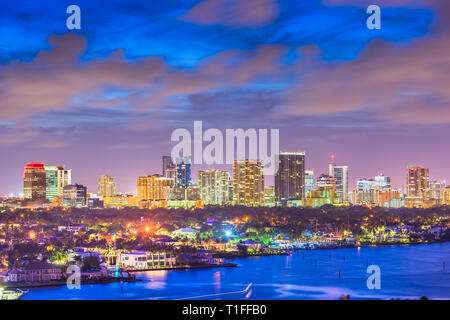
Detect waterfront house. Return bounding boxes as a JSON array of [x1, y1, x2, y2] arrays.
[[1, 261, 63, 283], [238, 239, 263, 250], [118, 251, 176, 269], [68, 247, 102, 263]]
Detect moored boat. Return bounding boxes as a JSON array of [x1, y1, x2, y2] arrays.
[[0, 287, 28, 300]]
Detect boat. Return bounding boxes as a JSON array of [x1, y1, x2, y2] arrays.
[[0, 287, 28, 300]]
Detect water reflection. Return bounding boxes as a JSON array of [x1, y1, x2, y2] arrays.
[[23, 243, 450, 300]]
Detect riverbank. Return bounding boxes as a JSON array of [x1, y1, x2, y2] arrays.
[[126, 262, 237, 272], [1, 276, 141, 289], [20, 242, 450, 300]]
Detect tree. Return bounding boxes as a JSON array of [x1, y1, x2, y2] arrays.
[[82, 255, 101, 271]]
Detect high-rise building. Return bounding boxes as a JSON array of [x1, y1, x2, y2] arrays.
[[23, 163, 46, 200], [197, 169, 231, 205], [443, 186, 450, 206], [176, 156, 191, 187], [375, 174, 391, 190], [162, 156, 176, 176], [264, 186, 275, 207], [430, 180, 446, 203], [45, 166, 71, 202], [63, 184, 87, 207], [232, 160, 264, 207], [97, 175, 116, 198], [304, 170, 316, 197], [137, 175, 175, 201], [406, 165, 430, 200], [329, 163, 349, 202], [356, 178, 375, 192], [304, 174, 339, 207], [274, 150, 305, 204], [45, 166, 59, 202]]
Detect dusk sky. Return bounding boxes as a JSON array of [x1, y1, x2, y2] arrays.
[[0, 0, 449, 195]]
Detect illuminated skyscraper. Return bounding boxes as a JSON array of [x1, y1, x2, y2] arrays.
[[45, 166, 71, 202], [329, 163, 349, 202], [274, 150, 305, 204], [304, 174, 339, 207], [23, 162, 46, 200], [137, 175, 175, 201], [430, 180, 446, 204], [45, 166, 59, 202], [443, 186, 450, 206], [197, 169, 231, 205], [232, 160, 264, 207], [176, 156, 191, 187], [63, 184, 87, 207], [97, 175, 116, 198], [162, 156, 175, 175], [305, 170, 316, 197], [375, 174, 391, 190], [264, 186, 275, 207], [406, 165, 430, 200]]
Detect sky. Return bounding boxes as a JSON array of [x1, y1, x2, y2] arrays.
[[0, 0, 449, 195]]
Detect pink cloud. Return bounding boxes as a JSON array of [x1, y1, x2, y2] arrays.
[[278, 2, 450, 124], [0, 33, 287, 121], [180, 0, 279, 28]]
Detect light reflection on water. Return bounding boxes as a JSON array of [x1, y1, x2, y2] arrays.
[[23, 242, 450, 300]]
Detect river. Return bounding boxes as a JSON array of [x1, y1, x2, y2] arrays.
[[23, 242, 450, 300]]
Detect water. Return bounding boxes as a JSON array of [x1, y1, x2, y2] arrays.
[[24, 243, 450, 300]]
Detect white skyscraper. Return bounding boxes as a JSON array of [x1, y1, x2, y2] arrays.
[[329, 163, 349, 202], [305, 170, 316, 197]]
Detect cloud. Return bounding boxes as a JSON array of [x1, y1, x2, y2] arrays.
[[277, 2, 450, 124], [323, 0, 437, 7], [0, 33, 167, 120], [0, 33, 288, 124], [180, 0, 279, 28]]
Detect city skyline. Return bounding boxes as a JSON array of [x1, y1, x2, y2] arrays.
[[14, 156, 447, 202], [1, 0, 450, 195]]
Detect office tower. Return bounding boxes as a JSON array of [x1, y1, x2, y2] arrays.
[[274, 151, 305, 204], [63, 184, 87, 207], [197, 169, 231, 205], [162, 156, 175, 176], [176, 156, 191, 187], [356, 178, 375, 191], [97, 175, 116, 198], [406, 165, 430, 199], [375, 174, 391, 190], [430, 180, 446, 203], [316, 174, 336, 191], [45, 166, 59, 202], [376, 188, 403, 208], [304, 174, 338, 207], [232, 160, 264, 207], [44, 166, 71, 202], [443, 186, 450, 206], [353, 178, 375, 204], [304, 170, 316, 197], [23, 162, 46, 200], [137, 175, 175, 201], [329, 163, 349, 202], [264, 186, 275, 207]]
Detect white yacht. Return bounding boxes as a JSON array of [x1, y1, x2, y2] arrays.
[[0, 287, 28, 300]]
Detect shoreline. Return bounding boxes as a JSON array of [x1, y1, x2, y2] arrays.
[[1, 276, 141, 289], [126, 262, 238, 272]]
